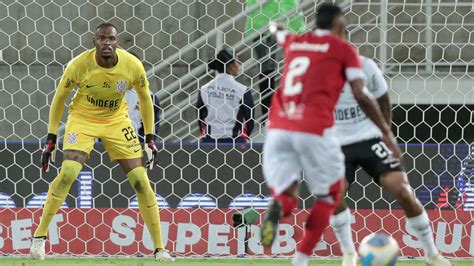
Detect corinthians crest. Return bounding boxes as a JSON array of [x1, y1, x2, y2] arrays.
[[66, 132, 78, 144], [115, 80, 128, 93]]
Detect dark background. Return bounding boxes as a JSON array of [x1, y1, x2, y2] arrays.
[[392, 104, 473, 144], [0, 104, 472, 209]]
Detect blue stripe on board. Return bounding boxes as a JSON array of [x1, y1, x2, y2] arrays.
[[2, 141, 468, 147]]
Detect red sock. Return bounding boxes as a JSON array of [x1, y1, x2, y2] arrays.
[[297, 180, 343, 255], [273, 193, 298, 217]]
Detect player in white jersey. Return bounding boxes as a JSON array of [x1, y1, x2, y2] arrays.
[[330, 55, 451, 266], [124, 51, 161, 141], [125, 89, 160, 141]]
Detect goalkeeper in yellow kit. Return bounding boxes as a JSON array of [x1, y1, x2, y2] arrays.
[[30, 23, 174, 261]]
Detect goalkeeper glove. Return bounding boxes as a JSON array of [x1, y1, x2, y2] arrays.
[[41, 133, 57, 172], [144, 134, 159, 170]]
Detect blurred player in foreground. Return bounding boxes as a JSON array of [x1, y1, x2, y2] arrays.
[[125, 88, 161, 142], [30, 22, 174, 261], [260, 3, 400, 266], [330, 34, 451, 266]]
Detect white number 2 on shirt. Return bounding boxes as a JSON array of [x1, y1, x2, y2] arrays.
[[283, 56, 310, 96]]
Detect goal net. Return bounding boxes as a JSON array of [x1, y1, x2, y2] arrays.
[[0, 0, 472, 258]]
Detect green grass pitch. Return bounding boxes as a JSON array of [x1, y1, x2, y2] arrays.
[[0, 258, 471, 266]]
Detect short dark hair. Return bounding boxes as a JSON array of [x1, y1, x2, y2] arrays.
[[95, 22, 117, 32], [315, 3, 343, 30], [208, 47, 235, 73]]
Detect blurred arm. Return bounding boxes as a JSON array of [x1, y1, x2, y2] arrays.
[[365, 58, 391, 125], [134, 66, 154, 136], [377, 93, 391, 125], [153, 94, 161, 134], [269, 21, 288, 45], [241, 90, 255, 136], [196, 91, 207, 135], [350, 79, 390, 135]]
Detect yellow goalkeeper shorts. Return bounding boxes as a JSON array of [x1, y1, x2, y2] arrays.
[[63, 116, 143, 161]]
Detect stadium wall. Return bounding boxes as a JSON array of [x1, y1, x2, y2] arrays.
[[0, 143, 472, 210], [1, 208, 473, 257]]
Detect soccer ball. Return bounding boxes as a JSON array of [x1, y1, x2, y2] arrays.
[[358, 233, 400, 266]]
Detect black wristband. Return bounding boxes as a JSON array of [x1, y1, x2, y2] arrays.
[[145, 134, 155, 143], [46, 133, 57, 144]]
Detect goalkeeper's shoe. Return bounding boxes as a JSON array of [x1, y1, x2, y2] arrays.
[[260, 200, 282, 247], [426, 254, 451, 266], [154, 248, 175, 261], [342, 252, 358, 266], [30, 236, 46, 260]]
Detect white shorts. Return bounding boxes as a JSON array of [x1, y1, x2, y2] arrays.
[[263, 128, 345, 196]]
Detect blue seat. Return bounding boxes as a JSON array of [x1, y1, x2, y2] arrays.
[[0, 192, 16, 208], [228, 193, 270, 209], [78, 171, 93, 208], [178, 193, 217, 209], [26, 192, 69, 208], [129, 194, 170, 209]]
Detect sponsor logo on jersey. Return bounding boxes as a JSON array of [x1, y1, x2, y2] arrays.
[[86, 95, 121, 109], [65, 78, 74, 88], [103, 81, 111, 88], [116, 80, 128, 93], [289, 42, 330, 53], [66, 132, 78, 144], [334, 106, 366, 121], [206, 86, 236, 100], [139, 75, 146, 88], [280, 102, 305, 120], [126, 143, 141, 149]]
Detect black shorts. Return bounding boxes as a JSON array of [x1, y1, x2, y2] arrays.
[[341, 137, 404, 185]]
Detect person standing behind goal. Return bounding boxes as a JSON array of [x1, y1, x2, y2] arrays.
[[260, 3, 401, 266], [30, 22, 174, 262], [329, 51, 451, 265], [196, 47, 255, 144]]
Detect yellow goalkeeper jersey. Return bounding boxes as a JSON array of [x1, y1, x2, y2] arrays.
[[47, 48, 154, 135]]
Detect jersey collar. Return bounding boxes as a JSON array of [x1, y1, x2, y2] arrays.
[[314, 29, 332, 37], [216, 73, 234, 79]]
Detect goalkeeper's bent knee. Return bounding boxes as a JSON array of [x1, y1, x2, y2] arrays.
[[50, 159, 82, 200], [55, 160, 83, 192], [126, 166, 153, 194]]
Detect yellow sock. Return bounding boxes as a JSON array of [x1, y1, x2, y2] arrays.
[[127, 167, 164, 249], [34, 160, 82, 237]]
